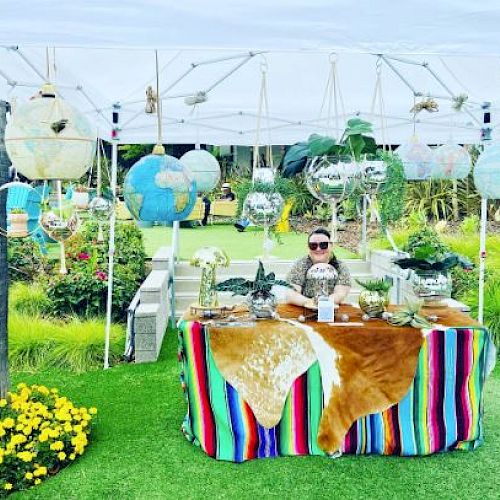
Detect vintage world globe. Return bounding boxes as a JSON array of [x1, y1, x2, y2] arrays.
[[243, 191, 284, 226], [474, 143, 500, 199], [395, 136, 435, 180], [432, 143, 471, 180], [305, 156, 348, 203], [123, 149, 197, 222], [179, 149, 220, 193], [5, 84, 96, 180]]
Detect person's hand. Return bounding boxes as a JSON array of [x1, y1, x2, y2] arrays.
[[303, 298, 318, 310]]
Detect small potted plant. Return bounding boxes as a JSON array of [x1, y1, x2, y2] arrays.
[[355, 278, 392, 318], [215, 260, 291, 319], [8, 207, 28, 237], [72, 184, 89, 209]]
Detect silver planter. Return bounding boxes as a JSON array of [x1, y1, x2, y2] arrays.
[[411, 270, 452, 307], [358, 290, 389, 318], [247, 292, 277, 319]]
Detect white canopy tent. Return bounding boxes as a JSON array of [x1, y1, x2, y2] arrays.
[[2, 1, 500, 145]]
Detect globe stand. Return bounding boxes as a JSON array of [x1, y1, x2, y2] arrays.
[[330, 200, 338, 243]]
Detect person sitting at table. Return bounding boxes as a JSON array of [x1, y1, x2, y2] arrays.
[[285, 227, 351, 309], [201, 182, 236, 226]]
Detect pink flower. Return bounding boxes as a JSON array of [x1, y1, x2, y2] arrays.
[[78, 252, 90, 261], [96, 271, 108, 281]]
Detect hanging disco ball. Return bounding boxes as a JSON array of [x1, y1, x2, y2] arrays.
[[243, 191, 284, 226], [39, 200, 80, 242], [123, 146, 197, 223], [474, 143, 500, 199], [361, 160, 387, 194], [179, 149, 221, 194], [5, 83, 96, 180], [305, 263, 338, 298], [88, 196, 114, 222], [395, 136, 435, 180], [305, 156, 350, 203], [432, 143, 471, 180]]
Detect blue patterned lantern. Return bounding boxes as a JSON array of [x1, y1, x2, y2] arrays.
[[123, 145, 197, 222], [432, 143, 471, 180], [395, 136, 435, 180], [474, 143, 500, 199], [179, 149, 220, 194]]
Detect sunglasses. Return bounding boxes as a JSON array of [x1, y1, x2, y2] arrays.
[[308, 241, 330, 251]]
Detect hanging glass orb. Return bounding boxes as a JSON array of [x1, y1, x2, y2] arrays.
[[361, 159, 387, 194], [305, 156, 349, 203], [305, 263, 338, 298], [395, 136, 435, 180], [0, 181, 42, 238], [243, 191, 284, 226], [123, 146, 197, 222], [5, 83, 96, 180], [474, 143, 500, 199], [39, 199, 80, 242], [432, 143, 471, 180], [88, 196, 114, 222], [179, 149, 220, 193]]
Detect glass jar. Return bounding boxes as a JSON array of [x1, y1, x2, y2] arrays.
[[411, 270, 452, 307]]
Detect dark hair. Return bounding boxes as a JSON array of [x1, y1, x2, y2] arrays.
[[308, 227, 340, 270]]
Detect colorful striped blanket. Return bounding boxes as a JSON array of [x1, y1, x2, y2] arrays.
[[177, 317, 495, 462]]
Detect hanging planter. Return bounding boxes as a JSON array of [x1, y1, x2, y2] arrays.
[[179, 149, 220, 194], [395, 136, 435, 181], [432, 143, 471, 180]]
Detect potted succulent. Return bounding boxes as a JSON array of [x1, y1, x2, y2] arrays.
[[72, 184, 90, 209], [393, 227, 473, 307], [355, 278, 391, 318], [215, 260, 291, 319], [190, 247, 230, 308], [8, 208, 28, 237]]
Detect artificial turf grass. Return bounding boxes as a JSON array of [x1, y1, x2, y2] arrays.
[[10, 328, 500, 500], [140, 224, 358, 260]]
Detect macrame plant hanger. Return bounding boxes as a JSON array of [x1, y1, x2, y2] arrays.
[[252, 58, 276, 260]]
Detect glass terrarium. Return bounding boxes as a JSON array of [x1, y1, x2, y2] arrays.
[[411, 270, 452, 307]]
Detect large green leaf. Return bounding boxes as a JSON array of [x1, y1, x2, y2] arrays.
[[345, 118, 373, 135], [307, 134, 336, 156], [282, 142, 310, 177], [346, 135, 365, 161]]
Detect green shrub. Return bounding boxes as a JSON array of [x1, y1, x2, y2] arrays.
[[378, 151, 406, 227], [460, 215, 480, 235], [9, 282, 52, 317], [7, 238, 50, 283], [8, 312, 125, 372]]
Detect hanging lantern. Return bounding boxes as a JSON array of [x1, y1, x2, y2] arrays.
[[179, 149, 221, 194], [395, 136, 435, 180], [5, 83, 96, 180], [123, 145, 197, 223], [305, 156, 349, 203], [432, 143, 471, 180], [39, 199, 80, 242], [243, 191, 284, 227], [474, 143, 500, 199]]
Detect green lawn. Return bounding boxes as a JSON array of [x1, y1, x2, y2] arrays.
[[140, 224, 358, 260], [10, 330, 500, 500]]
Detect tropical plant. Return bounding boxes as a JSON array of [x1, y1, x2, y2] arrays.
[[215, 261, 291, 297], [0, 383, 97, 493], [377, 151, 406, 228]]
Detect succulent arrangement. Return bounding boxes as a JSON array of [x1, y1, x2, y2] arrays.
[[387, 299, 433, 329], [355, 278, 391, 293], [356, 278, 391, 318]]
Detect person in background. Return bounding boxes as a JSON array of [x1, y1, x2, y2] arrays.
[[202, 182, 235, 226], [285, 227, 351, 309]]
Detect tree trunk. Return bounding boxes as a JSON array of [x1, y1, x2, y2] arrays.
[[0, 101, 11, 398]]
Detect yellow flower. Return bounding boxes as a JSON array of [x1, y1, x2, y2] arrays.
[[50, 440, 65, 451], [50, 388, 59, 394], [16, 451, 34, 462], [0, 427, 5, 437], [34, 478, 41, 485], [89, 407, 97, 415], [17, 383, 27, 390], [57, 451, 66, 460], [69, 453, 76, 460], [11, 433, 27, 445], [0, 399, 7, 408], [37, 386, 49, 396], [3, 417, 15, 429], [22, 425, 33, 436], [25, 472, 33, 480], [33, 466, 47, 477], [3, 483, 13, 490]]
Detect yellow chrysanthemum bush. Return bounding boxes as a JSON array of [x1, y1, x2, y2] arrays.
[[0, 383, 97, 494]]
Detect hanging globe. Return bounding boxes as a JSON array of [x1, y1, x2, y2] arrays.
[[243, 191, 284, 226], [474, 143, 500, 199], [305, 156, 348, 203], [432, 143, 471, 180], [179, 149, 220, 193], [361, 159, 387, 194], [88, 196, 114, 222], [395, 136, 435, 181], [5, 83, 96, 180], [39, 199, 80, 242], [123, 145, 197, 222]]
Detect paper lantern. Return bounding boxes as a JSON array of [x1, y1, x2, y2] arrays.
[[179, 149, 220, 193], [395, 136, 435, 180], [243, 191, 284, 226], [123, 146, 197, 222], [432, 143, 471, 180], [474, 143, 500, 199], [305, 156, 349, 203], [5, 83, 96, 180]]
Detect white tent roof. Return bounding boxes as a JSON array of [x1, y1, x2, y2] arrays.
[[2, 1, 500, 145]]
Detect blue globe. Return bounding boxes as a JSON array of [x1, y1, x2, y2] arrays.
[[123, 153, 197, 222]]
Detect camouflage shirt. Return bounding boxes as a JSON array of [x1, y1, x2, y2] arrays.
[[286, 256, 352, 298]]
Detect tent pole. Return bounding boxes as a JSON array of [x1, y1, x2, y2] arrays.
[[170, 221, 180, 327], [478, 198, 487, 324], [360, 194, 367, 258]]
